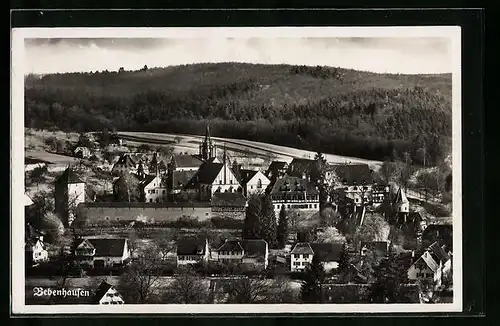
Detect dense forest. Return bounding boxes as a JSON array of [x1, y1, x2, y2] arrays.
[[25, 63, 452, 166]]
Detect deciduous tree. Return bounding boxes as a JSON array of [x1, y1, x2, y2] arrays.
[[300, 253, 325, 303]]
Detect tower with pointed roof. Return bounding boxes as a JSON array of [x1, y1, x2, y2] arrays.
[[54, 167, 86, 226], [393, 187, 410, 214], [199, 124, 216, 161]]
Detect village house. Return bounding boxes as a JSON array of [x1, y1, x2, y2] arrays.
[[184, 147, 242, 201], [265, 161, 289, 182], [290, 242, 314, 272], [25, 225, 49, 267], [211, 192, 247, 219], [73, 146, 91, 159], [290, 242, 344, 273], [269, 175, 320, 219], [213, 239, 269, 269], [371, 183, 391, 206], [407, 241, 452, 287], [140, 174, 168, 203], [332, 163, 376, 205], [421, 223, 453, 251], [237, 169, 271, 196], [75, 238, 131, 269], [112, 153, 136, 175], [176, 238, 210, 267], [54, 167, 86, 226], [168, 170, 198, 195], [92, 281, 124, 305], [169, 154, 204, 172]]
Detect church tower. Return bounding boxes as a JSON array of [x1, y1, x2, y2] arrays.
[[199, 124, 216, 161], [393, 187, 410, 223]]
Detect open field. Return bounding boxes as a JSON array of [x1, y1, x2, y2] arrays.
[[119, 131, 383, 170]]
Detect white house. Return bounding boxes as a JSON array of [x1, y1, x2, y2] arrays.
[[176, 238, 210, 267], [213, 239, 269, 269], [290, 242, 344, 273], [25, 236, 49, 266], [290, 243, 314, 272], [75, 238, 130, 269], [140, 174, 167, 203], [407, 242, 451, 287], [93, 281, 124, 305], [238, 169, 271, 196], [170, 154, 204, 172]]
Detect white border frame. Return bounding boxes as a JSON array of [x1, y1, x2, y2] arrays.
[[11, 26, 462, 314]]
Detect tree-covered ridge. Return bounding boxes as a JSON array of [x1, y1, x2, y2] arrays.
[[25, 62, 452, 165]]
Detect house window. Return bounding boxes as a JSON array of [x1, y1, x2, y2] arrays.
[[251, 185, 253, 189], [105, 216, 110, 221], [220, 180, 222, 184], [257, 179, 262, 188], [205, 212, 209, 216], [303, 254, 309, 259], [149, 199, 153, 203], [116, 217, 120, 221], [314, 204, 317, 208], [163, 190, 166, 194], [155, 198, 159, 203]]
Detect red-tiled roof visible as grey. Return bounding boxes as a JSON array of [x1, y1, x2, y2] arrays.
[[266, 161, 288, 176], [427, 241, 450, 263], [211, 192, 247, 208], [176, 238, 207, 256], [270, 175, 318, 195], [85, 238, 127, 257], [291, 242, 314, 255], [172, 170, 197, 190], [393, 188, 409, 205], [56, 167, 84, 184], [217, 239, 244, 253], [287, 158, 315, 177], [92, 281, 114, 304], [172, 154, 204, 168], [238, 169, 259, 185], [115, 154, 137, 167], [331, 163, 373, 185], [311, 243, 344, 262], [241, 239, 267, 258], [185, 162, 223, 188]]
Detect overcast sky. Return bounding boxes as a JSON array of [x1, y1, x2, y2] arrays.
[[24, 37, 452, 75]]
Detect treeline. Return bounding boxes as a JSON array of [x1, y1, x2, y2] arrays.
[[25, 63, 452, 165]]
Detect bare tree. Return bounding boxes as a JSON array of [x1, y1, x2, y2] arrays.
[[225, 277, 269, 303], [316, 226, 346, 244], [163, 267, 208, 303], [118, 243, 163, 303]]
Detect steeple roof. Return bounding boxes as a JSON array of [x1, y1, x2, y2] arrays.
[[393, 188, 409, 204], [56, 167, 84, 184]]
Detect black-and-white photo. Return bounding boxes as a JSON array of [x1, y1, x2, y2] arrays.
[[11, 27, 461, 314]]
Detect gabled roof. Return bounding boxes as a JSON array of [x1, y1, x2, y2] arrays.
[[291, 242, 314, 255], [217, 239, 245, 253], [270, 175, 318, 195], [140, 174, 164, 188], [172, 154, 204, 168], [427, 241, 450, 263], [331, 163, 373, 185], [241, 239, 267, 258], [113, 172, 141, 187], [238, 169, 259, 185], [171, 170, 198, 190], [393, 188, 409, 205], [266, 161, 288, 176], [114, 154, 137, 167], [56, 167, 84, 184], [185, 162, 223, 187], [211, 192, 247, 208], [85, 238, 127, 257], [177, 238, 207, 255], [416, 252, 440, 273], [287, 158, 315, 177], [92, 281, 115, 303], [311, 243, 344, 262]]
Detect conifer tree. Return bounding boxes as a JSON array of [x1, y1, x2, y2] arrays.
[[368, 245, 411, 303], [259, 194, 277, 248], [337, 243, 350, 281], [242, 194, 261, 239], [301, 253, 325, 303], [276, 204, 288, 249]]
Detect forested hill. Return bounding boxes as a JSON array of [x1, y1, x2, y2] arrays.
[[25, 62, 452, 166]]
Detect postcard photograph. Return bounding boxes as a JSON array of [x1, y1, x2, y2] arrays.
[[11, 26, 462, 314]]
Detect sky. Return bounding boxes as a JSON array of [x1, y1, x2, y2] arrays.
[[24, 37, 452, 75]]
